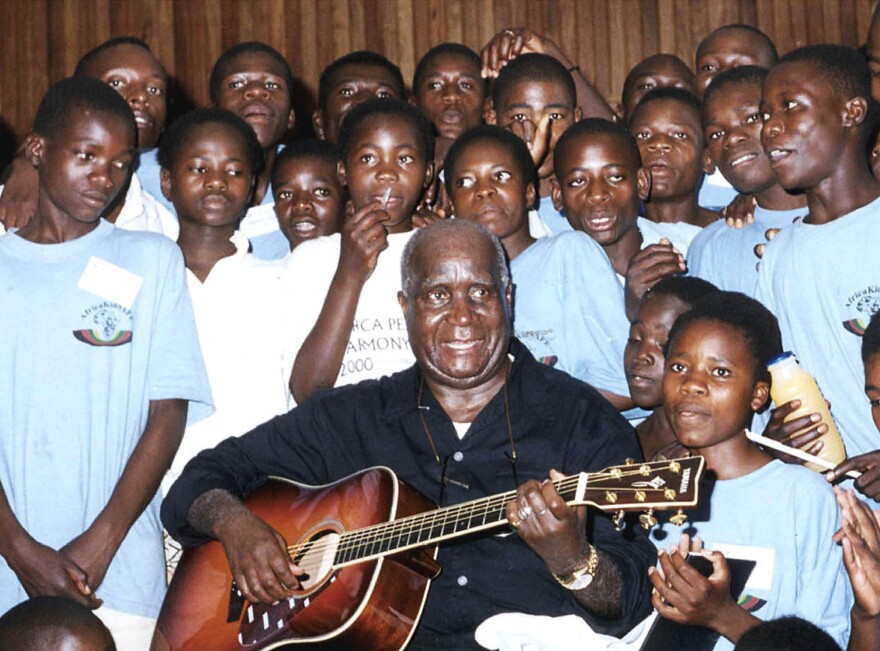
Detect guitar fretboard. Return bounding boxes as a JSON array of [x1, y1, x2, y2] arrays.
[[332, 478, 580, 566]]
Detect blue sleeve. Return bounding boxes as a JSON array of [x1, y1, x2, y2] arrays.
[[146, 240, 213, 425]]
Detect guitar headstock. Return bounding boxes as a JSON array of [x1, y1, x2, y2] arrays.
[[565, 456, 705, 529]]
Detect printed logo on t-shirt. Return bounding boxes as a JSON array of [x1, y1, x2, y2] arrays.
[[73, 301, 133, 347], [842, 285, 880, 336]]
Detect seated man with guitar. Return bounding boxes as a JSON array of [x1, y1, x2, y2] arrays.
[[158, 220, 662, 650]]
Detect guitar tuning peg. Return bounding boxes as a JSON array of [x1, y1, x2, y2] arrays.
[[612, 510, 626, 531], [639, 509, 657, 530], [624, 458, 636, 465], [669, 509, 688, 527]]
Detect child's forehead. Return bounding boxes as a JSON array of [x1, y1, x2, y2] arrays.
[[632, 98, 700, 129], [57, 108, 135, 142], [699, 29, 766, 59], [329, 62, 398, 87], [348, 114, 420, 146], [706, 80, 762, 115], [458, 138, 517, 164], [82, 43, 165, 78], [223, 51, 288, 78], [559, 132, 639, 169], [497, 79, 574, 110], [277, 154, 339, 179], [764, 60, 829, 97], [423, 51, 481, 76]]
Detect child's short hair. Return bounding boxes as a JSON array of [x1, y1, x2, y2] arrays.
[[33, 76, 136, 140], [733, 616, 841, 651], [697, 24, 779, 64], [337, 98, 434, 163], [271, 139, 342, 188], [667, 291, 783, 384], [629, 86, 702, 124], [442, 124, 536, 196], [702, 65, 768, 117], [209, 41, 294, 105], [554, 118, 642, 178], [0, 596, 116, 651], [492, 53, 576, 110], [318, 51, 406, 113], [157, 107, 264, 174], [621, 54, 695, 113], [413, 43, 483, 92], [74, 36, 165, 78], [862, 310, 880, 362], [643, 275, 719, 309]]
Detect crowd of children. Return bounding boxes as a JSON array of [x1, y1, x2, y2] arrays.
[[3, 11, 880, 651]]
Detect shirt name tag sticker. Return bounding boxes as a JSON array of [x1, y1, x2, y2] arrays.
[[712, 542, 776, 592], [77, 256, 143, 310]]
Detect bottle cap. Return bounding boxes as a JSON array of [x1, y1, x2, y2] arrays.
[[767, 351, 797, 368]]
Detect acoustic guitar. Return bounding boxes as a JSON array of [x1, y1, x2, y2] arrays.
[[152, 456, 704, 650]]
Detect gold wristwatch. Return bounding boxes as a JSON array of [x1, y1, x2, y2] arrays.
[[552, 544, 599, 591]]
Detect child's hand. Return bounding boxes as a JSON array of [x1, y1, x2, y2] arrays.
[[721, 193, 756, 229], [0, 156, 39, 230], [338, 199, 389, 282], [480, 28, 549, 78], [833, 488, 880, 618], [753, 227, 780, 260], [623, 239, 686, 320], [505, 113, 553, 168], [761, 399, 827, 461], [828, 452, 880, 501], [7, 537, 102, 609], [649, 548, 740, 631]]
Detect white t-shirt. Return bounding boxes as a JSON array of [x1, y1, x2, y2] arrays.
[[285, 229, 417, 387]]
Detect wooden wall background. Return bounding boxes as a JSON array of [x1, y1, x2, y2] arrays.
[[0, 0, 877, 167]]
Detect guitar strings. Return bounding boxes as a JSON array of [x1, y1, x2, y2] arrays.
[[282, 464, 687, 565]]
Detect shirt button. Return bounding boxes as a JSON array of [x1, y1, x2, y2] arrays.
[[453, 451, 464, 462], [457, 575, 468, 586]]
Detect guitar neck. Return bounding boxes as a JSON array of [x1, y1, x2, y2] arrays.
[[332, 479, 572, 567]]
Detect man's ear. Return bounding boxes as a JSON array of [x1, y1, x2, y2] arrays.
[[751, 381, 770, 412], [313, 110, 326, 140], [637, 167, 651, 201], [397, 290, 409, 315], [24, 133, 45, 168], [574, 106, 583, 122], [703, 148, 716, 175], [286, 108, 296, 131], [550, 176, 563, 212], [159, 167, 173, 201], [485, 106, 498, 126], [843, 97, 869, 128], [337, 160, 347, 187]]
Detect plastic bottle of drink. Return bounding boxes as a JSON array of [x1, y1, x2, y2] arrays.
[[767, 351, 846, 472]]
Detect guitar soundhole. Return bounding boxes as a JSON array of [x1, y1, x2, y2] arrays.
[[237, 525, 342, 646]]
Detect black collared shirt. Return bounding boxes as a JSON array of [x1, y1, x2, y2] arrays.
[[162, 339, 655, 648]]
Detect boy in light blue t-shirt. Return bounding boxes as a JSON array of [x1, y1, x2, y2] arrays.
[[0, 78, 211, 647]]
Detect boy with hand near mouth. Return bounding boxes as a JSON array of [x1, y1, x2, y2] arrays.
[[287, 99, 435, 403], [756, 45, 880, 469], [551, 118, 686, 320]]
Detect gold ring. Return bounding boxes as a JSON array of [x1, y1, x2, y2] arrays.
[[510, 518, 522, 530]]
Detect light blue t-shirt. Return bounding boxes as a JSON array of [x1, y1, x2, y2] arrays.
[[511, 232, 630, 397], [650, 460, 852, 650], [756, 196, 880, 460], [139, 145, 289, 260], [697, 169, 739, 211], [0, 220, 212, 618], [534, 195, 574, 236], [689, 205, 804, 297]]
